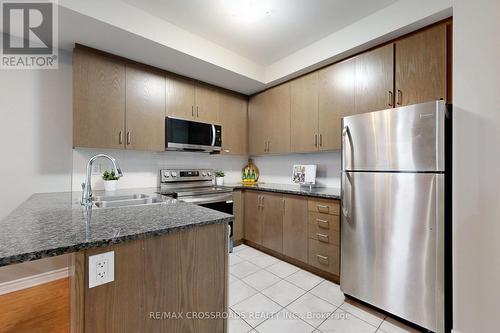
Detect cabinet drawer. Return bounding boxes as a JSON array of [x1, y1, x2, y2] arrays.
[[308, 212, 339, 231], [308, 223, 339, 246], [308, 199, 340, 215], [308, 239, 339, 275]]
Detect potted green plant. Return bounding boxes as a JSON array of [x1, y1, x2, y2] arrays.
[[214, 171, 225, 186], [102, 170, 121, 192]]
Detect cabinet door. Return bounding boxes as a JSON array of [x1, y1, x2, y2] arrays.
[[165, 74, 195, 120], [233, 190, 244, 242], [125, 65, 165, 151], [195, 83, 220, 123], [73, 48, 126, 149], [318, 58, 355, 151], [244, 191, 262, 245], [395, 24, 447, 106], [261, 193, 284, 253], [267, 83, 291, 154], [219, 92, 248, 155], [355, 44, 394, 114], [283, 195, 308, 263], [291, 72, 319, 153], [248, 92, 269, 155]]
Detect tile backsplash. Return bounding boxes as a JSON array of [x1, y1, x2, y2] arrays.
[[72, 149, 342, 191]]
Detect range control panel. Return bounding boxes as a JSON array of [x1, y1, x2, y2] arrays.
[[160, 169, 213, 183]]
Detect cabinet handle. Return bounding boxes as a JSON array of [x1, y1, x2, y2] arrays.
[[196, 106, 199, 117], [267, 141, 271, 152], [191, 106, 194, 117], [261, 196, 264, 208], [319, 134, 323, 147], [315, 134, 318, 147], [396, 90, 402, 106], [317, 219, 329, 229], [119, 131, 123, 144], [317, 233, 329, 243], [316, 254, 329, 264], [317, 204, 329, 213], [126, 131, 131, 145], [388, 91, 394, 106], [264, 142, 267, 152], [283, 198, 286, 212]]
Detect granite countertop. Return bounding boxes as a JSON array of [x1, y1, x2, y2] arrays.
[[226, 183, 340, 200], [0, 188, 232, 267]]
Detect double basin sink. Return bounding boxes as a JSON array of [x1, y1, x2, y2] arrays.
[[92, 193, 165, 209]]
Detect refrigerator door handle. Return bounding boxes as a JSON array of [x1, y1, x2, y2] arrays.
[[342, 126, 352, 170], [341, 172, 350, 219]]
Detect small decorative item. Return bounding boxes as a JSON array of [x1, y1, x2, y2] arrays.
[[292, 165, 317, 190], [102, 170, 121, 192], [214, 171, 225, 186], [242, 159, 259, 184]]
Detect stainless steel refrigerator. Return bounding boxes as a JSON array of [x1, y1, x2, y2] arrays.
[[340, 100, 452, 332]]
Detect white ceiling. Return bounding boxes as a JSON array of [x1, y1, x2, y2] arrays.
[[121, 0, 398, 65]]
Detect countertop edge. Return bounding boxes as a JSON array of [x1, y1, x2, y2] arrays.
[[230, 185, 341, 200]]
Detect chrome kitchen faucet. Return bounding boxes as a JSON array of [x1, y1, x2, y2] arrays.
[[81, 154, 123, 207]]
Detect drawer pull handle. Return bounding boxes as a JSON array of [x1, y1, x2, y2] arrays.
[[317, 204, 329, 213], [317, 233, 329, 243], [317, 219, 329, 229], [316, 254, 329, 264]]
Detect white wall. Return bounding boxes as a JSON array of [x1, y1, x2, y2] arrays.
[[251, 152, 341, 188], [0, 50, 73, 221], [452, 1, 500, 332]]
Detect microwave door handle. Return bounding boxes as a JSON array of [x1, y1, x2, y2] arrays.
[[211, 124, 216, 147]]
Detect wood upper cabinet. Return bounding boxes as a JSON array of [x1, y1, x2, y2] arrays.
[[73, 48, 126, 149], [318, 58, 355, 151], [125, 65, 165, 151], [244, 191, 263, 245], [248, 83, 291, 155], [195, 83, 220, 123], [219, 92, 247, 155], [261, 193, 284, 253], [283, 195, 308, 262], [395, 24, 447, 106], [354, 43, 394, 114], [291, 72, 319, 153], [165, 74, 195, 120]]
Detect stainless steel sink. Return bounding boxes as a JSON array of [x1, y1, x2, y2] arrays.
[[92, 194, 165, 209]]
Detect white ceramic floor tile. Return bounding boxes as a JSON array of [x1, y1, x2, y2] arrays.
[[286, 292, 338, 328], [232, 293, 282, 327], [309, 280, 346, 306], [261, 280, 307, 307], [266, 261, 300, 278], [340, 299, 385, 328], [229, 273, 239, 284], [230, 253, 245, 266], [242, 269, 281, 291], [229, 309, 254, 333], [318, 309, 378, 333], [233, 244, 250, 253], [229, 280, 258, 306], [237, 247, 265, 260], [250, 253, 280, 268], [255, 309, 315, 333], [377, 317, 421, 333], [231, 261, 262, 279], [285, 269, 324, 291]]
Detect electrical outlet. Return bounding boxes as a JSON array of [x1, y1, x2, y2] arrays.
[[89, 251, 114, 288], [91, 163, 101, 175]]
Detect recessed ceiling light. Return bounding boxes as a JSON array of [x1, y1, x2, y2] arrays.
[[222, 0, 272, 23]]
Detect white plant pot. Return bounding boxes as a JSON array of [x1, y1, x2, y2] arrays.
[[215, 177, 224, 186], [103, 180, 118, 192]]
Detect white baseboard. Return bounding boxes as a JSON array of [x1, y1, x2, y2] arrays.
[[0, 268, 69, 295], [452, 329, 463, 333]]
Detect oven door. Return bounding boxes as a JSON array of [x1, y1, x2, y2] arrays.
[[165, 117, 222, 152]]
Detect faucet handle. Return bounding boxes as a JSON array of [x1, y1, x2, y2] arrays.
[[81, 182, 85, 191]]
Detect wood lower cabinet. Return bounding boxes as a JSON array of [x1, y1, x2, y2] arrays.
[[219, 92, 247, 155], [73, 47, 126, 149], [291, 72, 319, 153], [233, 190, 244, 242], [72, 224, 227, 333], [261, 193, 284, 253], [125, 64, 166, 151], [354, 43, 394, 114], [395, 23, 448, 106], [283, 195, 308, 263], [244, 191, 263, 244]]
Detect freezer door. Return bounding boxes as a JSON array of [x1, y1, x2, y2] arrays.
[[342, 100, 446, 172], [340, 171, 444, 332]]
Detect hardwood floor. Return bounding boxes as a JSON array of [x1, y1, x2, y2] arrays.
[[0, 278, 69, 333]]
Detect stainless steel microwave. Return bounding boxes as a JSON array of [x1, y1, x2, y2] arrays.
[[165, 117, 222, 152]]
